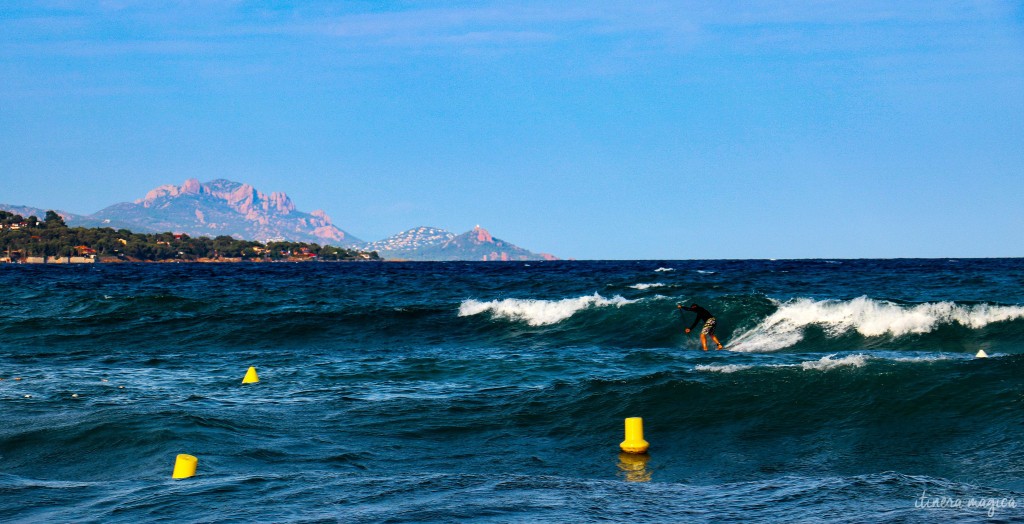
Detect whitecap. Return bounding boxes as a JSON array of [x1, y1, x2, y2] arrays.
[[629, 283, 665, 290], [727, 297, 1024, 352], [458, 293, 637, 326], [799, 354, 868, 371], [695, 364, 753, 373], [654, 267, 675, 272], [892, 355, 952, 362]]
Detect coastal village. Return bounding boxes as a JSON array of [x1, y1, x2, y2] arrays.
[[0, 210, 379, 264]]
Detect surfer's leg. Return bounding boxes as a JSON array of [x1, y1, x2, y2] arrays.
[[700, 333, 708, 351], [712, 335, 723, 350]]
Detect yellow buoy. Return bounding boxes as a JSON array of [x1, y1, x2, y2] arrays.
[[172, 454, 198, 479], [242, 366, 259, 384], [620, 417, 649, 454], [976, 349, 988, 358]]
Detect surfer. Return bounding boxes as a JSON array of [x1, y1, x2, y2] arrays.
[[678, 303, 724, 351]]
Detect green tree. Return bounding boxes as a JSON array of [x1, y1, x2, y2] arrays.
[[44, 210, 66, 228]]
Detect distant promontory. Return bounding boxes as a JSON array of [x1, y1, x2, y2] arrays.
[[0, 178, 557, 261]]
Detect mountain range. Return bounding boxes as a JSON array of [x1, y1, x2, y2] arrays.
[[368, 225, 557, 261], [1, 178, 556, 261]]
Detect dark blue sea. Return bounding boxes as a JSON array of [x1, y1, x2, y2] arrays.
[[2, 259, 1023, 522]]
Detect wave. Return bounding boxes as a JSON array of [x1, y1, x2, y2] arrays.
[[654, 267, 674, 272], [694, 354, 872, 374], [458, 293, 637, 326], [799, 353, 868, 370], [728, 297, 1024, 352], [694, 364, 753, 373], [629, 283, 665, 290]]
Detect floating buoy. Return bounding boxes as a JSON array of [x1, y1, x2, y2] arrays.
[[172, 454, 198, 479], [620, 417, 650, 454], [976, 350, 988, 358], [23, 394, 32, 399], [242, 366, 259, 384], [72, 394, 79, 398]]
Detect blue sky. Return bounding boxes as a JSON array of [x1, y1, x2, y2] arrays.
[[1, 1, 1022, 259]]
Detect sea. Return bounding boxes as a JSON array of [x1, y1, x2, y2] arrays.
[[1, 259, 1023, 523]]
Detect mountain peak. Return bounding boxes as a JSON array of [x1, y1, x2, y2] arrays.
[[96, 179, 359, 245], [473, 225, 493, 243]]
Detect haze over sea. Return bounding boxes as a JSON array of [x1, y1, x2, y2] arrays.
[[2, 259, 1023, 522]]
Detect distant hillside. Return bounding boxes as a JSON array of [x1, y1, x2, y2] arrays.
[[83, 179, 360, 245], [0, 209, 377, 263], [3, 182, 561, 260], [361, 226, 455, 260], [383, 225, 556, 261], [0, 205, 85, 224]]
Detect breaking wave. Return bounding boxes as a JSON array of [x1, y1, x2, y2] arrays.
[[728, 297, 1024, 352], [458, 293, 637, 326]]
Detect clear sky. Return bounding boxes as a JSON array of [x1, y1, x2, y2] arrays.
[[2, 1, 1022, 259]]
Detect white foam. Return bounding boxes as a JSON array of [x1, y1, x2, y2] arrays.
[[728, 297, 1024, 352], [629, 283, 665, 290], [696, 270, 716, 274], [799, 353, 868, 371], [695, 364, 753, 373], [892, 355, 952, 362], [458, 293, 637, 326], [695, 352, 961, 375], [654, 267, 675, 272]]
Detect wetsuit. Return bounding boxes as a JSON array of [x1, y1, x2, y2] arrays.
[[683, 305, 717, 335]]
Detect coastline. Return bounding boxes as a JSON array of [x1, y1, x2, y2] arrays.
[[1, 255, 382, 264]]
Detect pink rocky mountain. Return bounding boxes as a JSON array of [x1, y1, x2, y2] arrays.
[[88, 178, 360, 245]]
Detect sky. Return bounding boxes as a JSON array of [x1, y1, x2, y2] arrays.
[[1, 1, 1022, 259]]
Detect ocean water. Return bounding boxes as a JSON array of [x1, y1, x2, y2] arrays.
[[2, 259, 1023, 522]]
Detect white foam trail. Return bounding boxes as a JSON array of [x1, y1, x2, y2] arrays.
[[694, 353, 961, 375], [630, 283, 665, 290], [799, 354, 868, 371], [695, 364, 753, 373], [696, 270, 716, 274], [728, 297, 1024, 352], [893, 355, 952, 362], [654, 267, 675, 272], [458, 293, 636, 326]]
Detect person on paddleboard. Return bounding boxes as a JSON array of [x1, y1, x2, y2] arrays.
[[678, 303, 724, 351]]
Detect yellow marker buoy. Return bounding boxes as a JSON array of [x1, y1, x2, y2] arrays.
[[620, 417, 649, 454], [976, 349, 988, 358], [242, 366, 259, 384], [172, 454, 198, 479]]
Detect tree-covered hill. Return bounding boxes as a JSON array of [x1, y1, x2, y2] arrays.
[[0, 210, 379, 262]]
